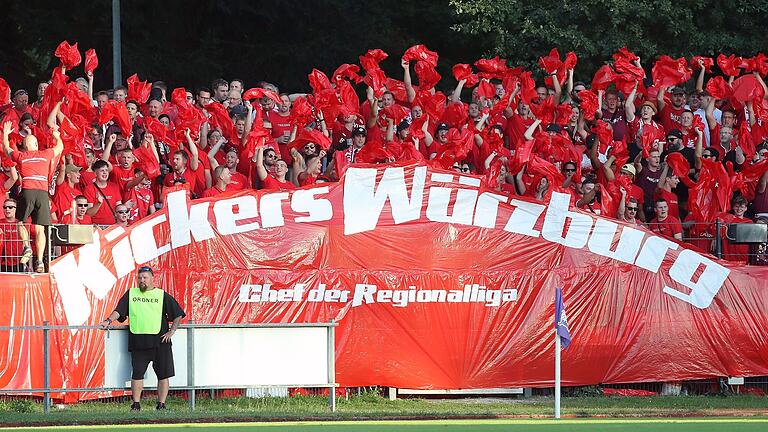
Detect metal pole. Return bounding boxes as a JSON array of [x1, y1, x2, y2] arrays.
[[43, 321, 50, 414], [328, 320, 336, 413], [554, 328, 561, 419], [112, 0, 122, 87], [715, 220, 722, 259], [187, 320, 195, 411]]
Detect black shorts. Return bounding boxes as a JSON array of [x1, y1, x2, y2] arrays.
[[17, 189, 51, 225], [131, 344, 175, 380]]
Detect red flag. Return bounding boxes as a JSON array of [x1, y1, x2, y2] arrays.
[[291, 128, 332, 151], [54, 41, 81, 69], [743, 53, 768, 76], [563, 52, 578, 70], [359, 49, 388, 71], [414, 61, 441, 91], [99, 101, 132, 137], [591, 65, 617, 91], [690, 56, 714, 73], [384, 78, 410, 102], [0, 77, 10, 105], [84, 49, 98, 75], [578, 90, 599, 120], [705, 76, 732, 100], [717, 54, 744, 77], [666, 152, 690, 178], [651, 56, 692, 88], [731, 75, 765, 103], [289, 96, 314, 127], [126, 74, 151, 104], [452, 64, 473, 82], [381, 105, 409, 125], [204, 102, 238, 145], [332, 64, 362, 84], [242, 88, 282, 106], [402, 45, 439, 67], [476, 80, 496, 99], [308, 69, 332, 94], [474, 56, 508, 79]]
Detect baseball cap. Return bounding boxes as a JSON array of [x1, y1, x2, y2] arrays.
[[621, 163, 636, 176], [666, 129, 683, 140], [64, 164, 82, 174], [670, 86, 686, 95], [352, 126, 367, 136], [436, 123, 450, 132]]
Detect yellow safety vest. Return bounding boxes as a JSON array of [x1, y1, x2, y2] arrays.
[[128, 287, 164, 334]]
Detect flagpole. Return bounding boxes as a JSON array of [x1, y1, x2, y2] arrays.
[[555, 327, 561, 419]]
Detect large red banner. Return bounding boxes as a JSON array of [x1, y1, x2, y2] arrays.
[[2, 163, 768, 401]]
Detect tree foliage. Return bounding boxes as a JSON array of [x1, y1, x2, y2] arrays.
[[451, 0, 768, 77]]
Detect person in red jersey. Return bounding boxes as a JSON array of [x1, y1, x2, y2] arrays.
[[2, 99, 64, 273], [255, 146, 296, 191]]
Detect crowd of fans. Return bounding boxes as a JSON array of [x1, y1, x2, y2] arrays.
[[1, 42, 768, 272]]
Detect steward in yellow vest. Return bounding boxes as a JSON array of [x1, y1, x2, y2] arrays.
[[100, 266, 185, 412]]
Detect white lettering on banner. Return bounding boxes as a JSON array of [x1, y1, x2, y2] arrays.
[[238, 283, 518, 308], [343, 166, 427, 235], [51, 166, 734, 325]]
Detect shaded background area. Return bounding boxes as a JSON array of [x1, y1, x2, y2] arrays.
[[0, 0, 485, 94], [2, 0, 768, 94]]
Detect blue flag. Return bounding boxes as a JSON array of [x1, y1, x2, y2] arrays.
[[555, 288, 571, 349]]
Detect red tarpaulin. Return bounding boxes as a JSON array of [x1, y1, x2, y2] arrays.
[[2, 163, 768, 402]]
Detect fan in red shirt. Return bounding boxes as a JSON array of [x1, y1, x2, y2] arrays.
[[60, 195, 93, 225], [124, 168, 155, 224], [718, 196, 751, 263], [654, 171, 680, 220], [53, 163, 84, 222], [0, 164, 19, 201], [163, 129, 203, 197], [0, 198, 33, 272], [254, 146, 296, 191], [83, 160, 123, 225], [657, 86, 687, 133], [207, 138, 249, 191], [2, 100, 65, 273], [202, 166, 232, 198], [648, 199, 683, 240], [266, 94, 293, 163]]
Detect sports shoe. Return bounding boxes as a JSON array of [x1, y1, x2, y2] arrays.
[[20, 247, 32, 265], [130, 402, 141, 411], [156, 402, 166, 410]]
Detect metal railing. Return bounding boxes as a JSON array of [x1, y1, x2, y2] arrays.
[[0, 321, 338, 413]]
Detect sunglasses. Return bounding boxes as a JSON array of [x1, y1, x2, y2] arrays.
[[564, 168, 576, 173], [116, 210, 129, 214], [3, 205, 16, 209], [77, 204, 89, 208], [627, 207, 638, 211], [702, 153, 712, 158]]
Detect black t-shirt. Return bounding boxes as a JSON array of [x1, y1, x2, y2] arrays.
[[114, 288, 186, 351]]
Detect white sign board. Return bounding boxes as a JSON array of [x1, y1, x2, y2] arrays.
[[103, 326, 331, 388]]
